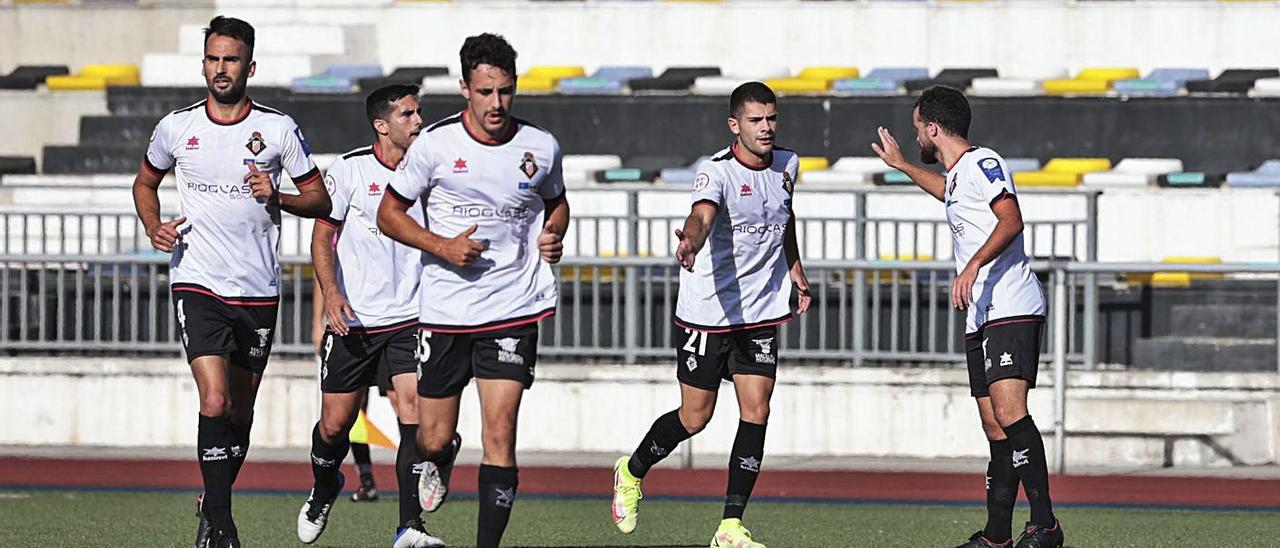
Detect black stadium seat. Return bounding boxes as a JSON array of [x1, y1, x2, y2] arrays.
[[628, 67, 721, 93], [903, 68, 998, 92], [0, 156, 37, 176], [0, 65, 70, 90], [43, 144, 142, 175], [358, 66, 450, 92], [1185, 68, 1280, 94]]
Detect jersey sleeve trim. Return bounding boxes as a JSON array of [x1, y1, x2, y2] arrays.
[[386, 184, 416, 206], [989, 189, 1017, 207], [140, 157, 169, 177], [317, 217, 343, 228], [292, 167, 321, 186]]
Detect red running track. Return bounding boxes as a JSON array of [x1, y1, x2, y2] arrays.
[[2, 457, 1277, 509]]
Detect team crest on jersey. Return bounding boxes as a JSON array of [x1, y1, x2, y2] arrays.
[[781, 171, 794, 195], [245, 131, 267, 156], [693, 173, 710, 191], [519, 152, 538, 179], [739, 183, 753, 197]]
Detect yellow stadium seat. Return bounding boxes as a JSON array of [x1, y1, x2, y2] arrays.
[[80, 64, 140, 86], [1015, 158, 1111, 187], [798, 157, 830, 173], [45, 75, 107, 91], [1043, 67, 1139, 95], [1127, 257, 1224, 286], [524, 66, 586, 80], [517, 75, 557, 93], [764, 77, 829, 93], [798, 67, 860, 82], [866, 254, 934, 282]]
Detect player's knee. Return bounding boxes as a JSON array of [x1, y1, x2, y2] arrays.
[[992, 403, 1028, 429], [679, 406, 713, 435], [981, 419, 1007, 441], [199, 392, 231, 417], [317, 414, 351, 441], [395, 394, 419, 423], [418, 428, 452, 456], [739, 402, 770, 424]]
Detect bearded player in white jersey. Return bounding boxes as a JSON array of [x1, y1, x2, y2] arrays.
[[377, 33, 570, 548], [132, 16, 331, 548], [295, 84, 448, 548], [610, 82, 811, 548], [872, 85, 1062, 548]]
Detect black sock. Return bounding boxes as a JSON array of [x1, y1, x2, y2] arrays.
[[627, 409, 693, 479], [1004, 415, 1056, 527], [351, 442, 374, 480], [476, 464, 518, 548], [228, 419, 252, 485], [983, 439, 1020, 543], [198, 414, 237, 536], [397, 423, 423, 525], [310, 423, 351, 503], [723, 420, 766, 520]]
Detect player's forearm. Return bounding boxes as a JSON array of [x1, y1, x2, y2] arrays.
[[309, 226, 341, 298], [280, 187, 332, 219], [132, 177, 163, 234], [544, 195, 570, 236], [378, 206, 449, 259], [897, 163, 946, 201], [784, 217, 802, 269], [966, 217, 1024, 271], [681, 215, 711, 255]]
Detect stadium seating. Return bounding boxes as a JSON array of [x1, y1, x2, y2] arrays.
[[872, 170, 913, 186], [0, 65, 69, 90], [834, 67, 928, 95], [1113, 68, 1210, 96], [594, 156, 686, 183], [799, 157, 889, 185], [1127, 257, 1224, 287], [969, 76, 1042, 97], [1157, 171, 1223, 188], [420, 74, 463, 95], [1186, 68, 1280, 94], [0, 157, 37, 176], [903, 68, 998, 92], [692, 68, 792, 95], [558, 66, 653, 95], [47, 64, 140, 91], [358, 66, 448, 91], [1083, 158, 1183, 187], [766, 65, 860, 94], [519, 66, 587, 93], [1255, 77, 1280, 97], [292, 64, 382, 94], [1014, 158, 1111, 187], [1225, 159, 1280, 187], [1005, 158, 1042, 174], [1042, 68, 1140, 95], [659, 156, 710, 186], [629, 67, 721, 93], [562, 154, 623, 182]]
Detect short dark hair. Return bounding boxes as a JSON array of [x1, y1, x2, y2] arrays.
[[729, 82, 777, 118], [914, 85, 970, 138], [366, 84, 420, 126], [460, 33, 517, 83], [204, 16, 255, 54]]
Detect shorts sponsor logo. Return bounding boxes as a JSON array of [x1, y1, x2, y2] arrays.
[[1000, 352, 1013, 367], [494, 487, 516, 509], [202, 447, 228, 462], [685, 355, 698, 372], [737, 455, 761, 473], [1011, 448, 1029, 468], [496, 337, 524, 365], [753, 337, 776, 364]]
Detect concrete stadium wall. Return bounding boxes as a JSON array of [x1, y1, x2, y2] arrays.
[[3, 356, 1277, 469], [0, 91, 108, 172], [4, 2, 1280, 78]]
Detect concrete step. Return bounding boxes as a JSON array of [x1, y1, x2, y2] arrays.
[[42, 144, 140, 175], [1132, 336, 1276, 371], [1170, 304, 1277, 338], [79, 115, 158, 145]]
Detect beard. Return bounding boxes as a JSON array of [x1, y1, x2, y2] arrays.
[[919, 141, 939, 165], [208, 77, 247, 105]]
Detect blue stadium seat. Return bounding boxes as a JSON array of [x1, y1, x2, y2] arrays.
[[1226, 159, 1280, 187], [558, 77, 625, 95], [1114, 68, 1209, 96], [833, 67, 926, 95], [659, 156, 710, 186]]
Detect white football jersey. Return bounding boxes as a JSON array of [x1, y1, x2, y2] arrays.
[[321, 144, 423, 329], [944, 146, 1046, 333], [387, 113, 565, 332], [144, 99, 319, 299], [674, 143, 797, 332]]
